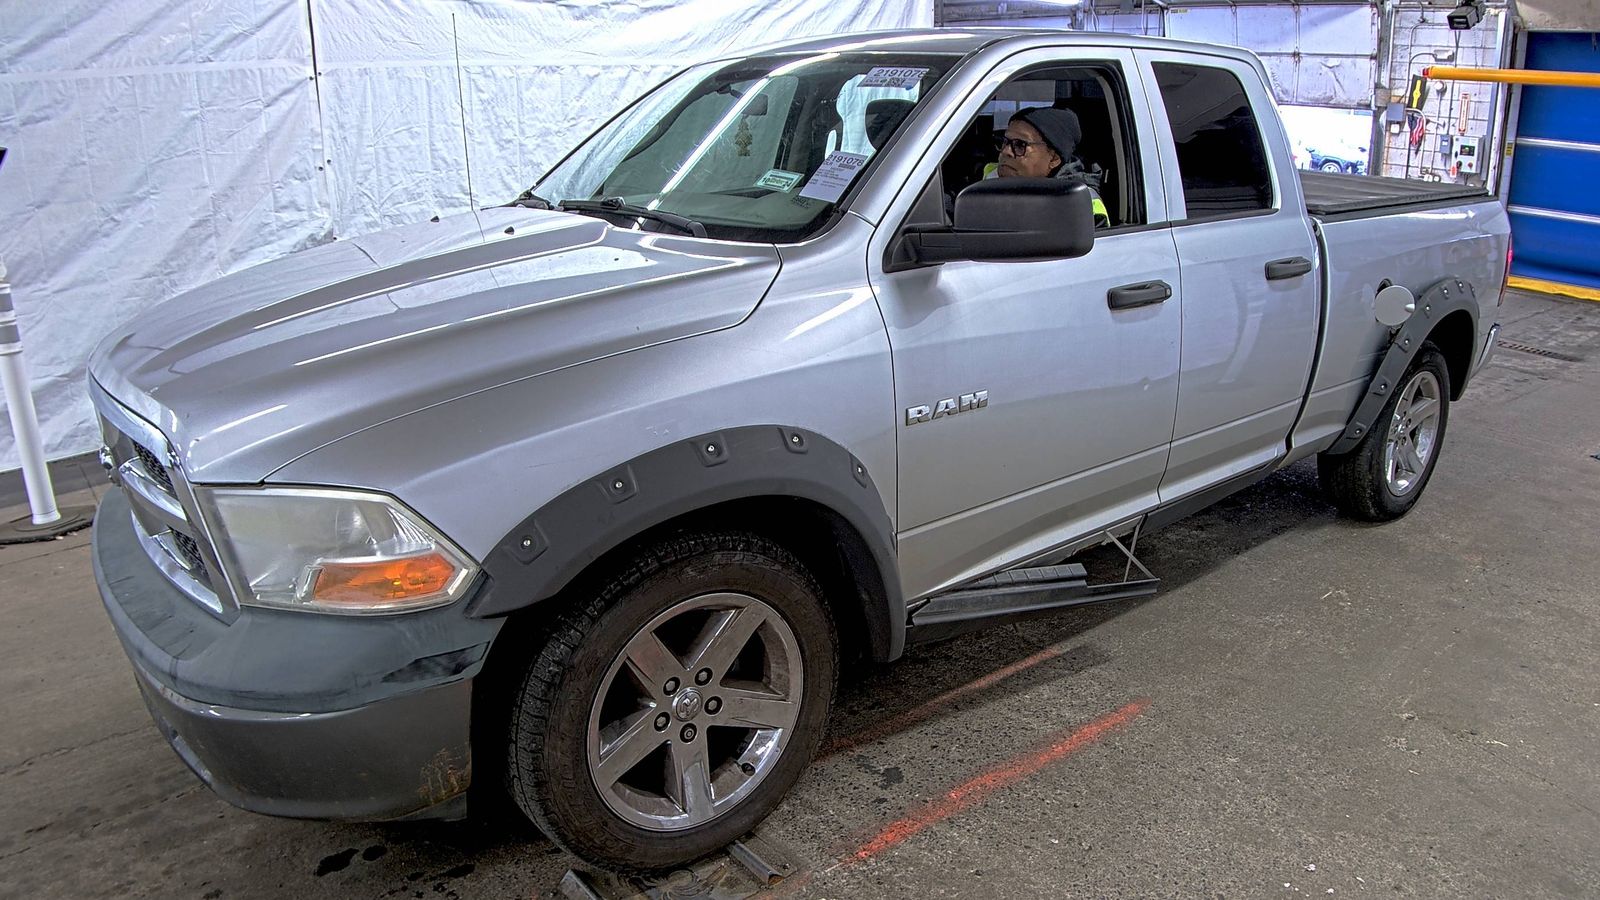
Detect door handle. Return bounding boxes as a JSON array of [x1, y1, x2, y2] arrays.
[[1264, 256, 1313, 281], [1107, 280, 1172, 310]]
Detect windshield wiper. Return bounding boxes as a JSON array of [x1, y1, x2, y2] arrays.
[[558, 197, 708, 238]]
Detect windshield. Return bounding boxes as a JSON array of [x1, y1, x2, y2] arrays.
[[527, 52, 958, 242]]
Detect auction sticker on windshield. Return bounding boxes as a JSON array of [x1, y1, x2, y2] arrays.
[[798, 151, 870, 203], [859, 66, 929, 89], [756, 169, 805, 191]]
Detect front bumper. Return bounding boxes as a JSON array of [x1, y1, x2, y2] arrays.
[[93, 488, 502, 821], [132, 653, 475, 820]]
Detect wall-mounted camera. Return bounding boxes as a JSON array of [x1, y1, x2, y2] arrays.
[[1448, 0, 1485, 31]]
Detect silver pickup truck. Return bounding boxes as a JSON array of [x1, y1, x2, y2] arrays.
[[87, 29, 1509, 870]]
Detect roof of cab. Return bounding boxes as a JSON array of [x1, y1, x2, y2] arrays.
[[741, 27, 1255, 61]]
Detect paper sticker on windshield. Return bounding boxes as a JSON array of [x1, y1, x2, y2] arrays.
[[756, 168, 804, 192], [859, 66, 929, 90], [798, 151, 870, 203]]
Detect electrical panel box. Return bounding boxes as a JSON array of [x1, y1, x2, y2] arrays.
[[1452, 134, 1482, 175]]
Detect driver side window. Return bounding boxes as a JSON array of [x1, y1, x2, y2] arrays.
[[916, 62, 1145, 232]]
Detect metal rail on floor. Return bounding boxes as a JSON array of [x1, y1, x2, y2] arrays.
[[558, 831, 801, 899]]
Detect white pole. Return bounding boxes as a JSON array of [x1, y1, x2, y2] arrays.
[[0, 258, 63, 526]]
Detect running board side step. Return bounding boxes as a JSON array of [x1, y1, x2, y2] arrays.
[[906, 529, 1159, 644]]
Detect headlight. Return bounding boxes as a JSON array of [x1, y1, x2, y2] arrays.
[[197, 487, 477, 614]]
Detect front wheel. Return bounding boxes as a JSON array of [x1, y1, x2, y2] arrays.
[[506, 532, 837, 871], [1318, 344, 1451, 521], [1320, 160, 1343, 173]]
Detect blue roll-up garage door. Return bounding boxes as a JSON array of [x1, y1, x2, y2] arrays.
[[1508, 33, 1600, 291]]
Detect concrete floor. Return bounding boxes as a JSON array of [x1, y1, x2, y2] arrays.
[[2, 290, 1597, 899]]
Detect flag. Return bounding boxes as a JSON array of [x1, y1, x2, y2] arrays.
[[1408, 112, 1427, 153]]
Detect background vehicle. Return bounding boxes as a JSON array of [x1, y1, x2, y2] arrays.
[[87, 30, 1508, 871], [1308, 142, 1369, 173]]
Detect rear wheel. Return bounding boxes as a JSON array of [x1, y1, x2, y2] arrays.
[[1319, 344, 1451, 521], [506, 532, 836, 871], [1320, 160, 1343, 173]]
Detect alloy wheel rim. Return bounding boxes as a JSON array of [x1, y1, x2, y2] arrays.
[[1384, 369, 1442, 496], [586, 592, 803, 832]]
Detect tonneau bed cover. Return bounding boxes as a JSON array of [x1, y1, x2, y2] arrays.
[[1300, 170, 1491, 218]]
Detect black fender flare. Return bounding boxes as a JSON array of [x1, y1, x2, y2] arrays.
[[1325, 276, 1477, 456], [466, 425, 904, 661]]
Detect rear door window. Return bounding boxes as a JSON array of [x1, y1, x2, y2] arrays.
[[1151, 62, 1274, 219]]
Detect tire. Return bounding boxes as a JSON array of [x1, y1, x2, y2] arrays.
[[1320, 160, 1343, 173], [506, 532, 837, 871], [1318, 343, 1451, 521]]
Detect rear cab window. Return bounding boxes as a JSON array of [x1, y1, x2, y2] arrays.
[[1149, 61, 1275, 221]]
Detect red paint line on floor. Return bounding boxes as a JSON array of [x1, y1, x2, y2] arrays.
[[849, 697, 1151, 862], [825, 643, 1068, 756]]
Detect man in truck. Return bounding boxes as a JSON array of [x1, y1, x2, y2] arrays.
[[990, 106, 1111, 226], [997, 107, 1111, 225]]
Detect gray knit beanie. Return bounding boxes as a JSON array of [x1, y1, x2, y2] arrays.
[[1012, 107, 1083, 164]]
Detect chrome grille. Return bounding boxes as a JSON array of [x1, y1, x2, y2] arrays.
[[90, 380, 230, 616], [131, 441, 175, 494], [170, 531, 209, 579]]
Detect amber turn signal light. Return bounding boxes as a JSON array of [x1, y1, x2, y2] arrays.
[[311, 553, 461, 605]]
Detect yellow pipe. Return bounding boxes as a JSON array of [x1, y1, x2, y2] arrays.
[[1422, 65, 1600, 88]]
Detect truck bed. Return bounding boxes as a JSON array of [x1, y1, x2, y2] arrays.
[[1300, 170, 1490, 219], [1290, 179, 1509, 455]]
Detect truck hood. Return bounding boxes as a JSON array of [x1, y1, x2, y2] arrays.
[[89, 206, 781, 482]]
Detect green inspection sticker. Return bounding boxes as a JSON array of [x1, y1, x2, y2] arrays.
[[756, 169, 805, 191]]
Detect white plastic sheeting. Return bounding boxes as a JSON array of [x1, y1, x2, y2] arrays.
[[1164, 4, 1377, 109], [0, 0, 330, 472], [0, 0, 932, 471], [312, 0, 933, 235], [966, 4, 1379, 110]]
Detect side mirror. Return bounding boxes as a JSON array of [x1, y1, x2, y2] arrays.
[[896, 178, 1096, 268]]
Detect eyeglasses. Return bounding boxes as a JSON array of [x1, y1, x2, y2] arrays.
[[995, 135, 1047, 157]]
